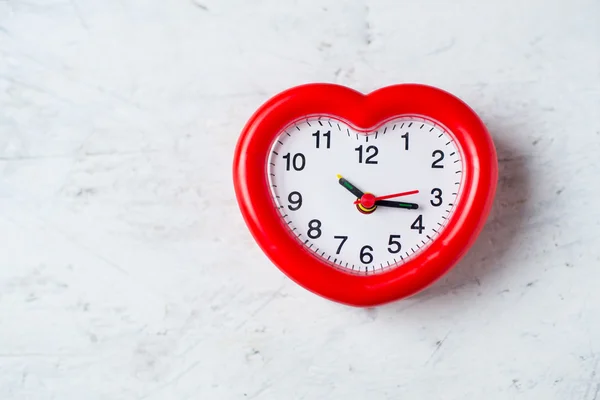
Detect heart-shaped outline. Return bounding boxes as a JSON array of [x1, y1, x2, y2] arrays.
[[233, 83, 497, 306]]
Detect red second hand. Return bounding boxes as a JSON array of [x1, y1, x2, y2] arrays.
[[354, 190, 419, 204]]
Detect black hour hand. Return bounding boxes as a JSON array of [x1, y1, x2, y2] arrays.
[[337, 174, 364, 198]]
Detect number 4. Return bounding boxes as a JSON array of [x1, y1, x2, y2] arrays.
[[411, 215, 425, 234]]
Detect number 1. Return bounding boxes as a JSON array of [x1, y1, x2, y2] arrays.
[[401, 132, 409, 150]]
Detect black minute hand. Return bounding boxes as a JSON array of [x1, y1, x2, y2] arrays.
[[337, 174, 365, 198], [376, 200, 419, 210]]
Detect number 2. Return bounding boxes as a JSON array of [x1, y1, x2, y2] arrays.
[[431, 150, 444, 168]]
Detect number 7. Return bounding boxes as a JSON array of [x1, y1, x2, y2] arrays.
[[334, 235, 348, 254]]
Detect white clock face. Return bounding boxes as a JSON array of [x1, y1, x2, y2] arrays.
[[267, 116, 464, 274]]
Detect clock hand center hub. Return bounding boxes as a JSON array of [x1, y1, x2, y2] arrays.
[[358, 193, 376, 209], [356, 193, 377, 214]]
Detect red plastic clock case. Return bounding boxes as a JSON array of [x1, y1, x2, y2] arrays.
[[232, 83, 498, 307]]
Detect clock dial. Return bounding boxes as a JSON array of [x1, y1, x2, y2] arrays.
[[267, 116, 464, 274]]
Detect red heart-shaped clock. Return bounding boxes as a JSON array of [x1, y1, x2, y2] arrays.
[[233, 83, 497, 307]]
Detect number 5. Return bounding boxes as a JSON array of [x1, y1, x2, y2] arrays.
[[387, 235, 401, 254]]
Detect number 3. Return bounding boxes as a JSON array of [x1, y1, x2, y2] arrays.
[[430, 188, 443, 207]]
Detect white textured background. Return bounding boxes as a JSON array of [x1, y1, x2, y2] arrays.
[[1, 0, 599, 399]]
